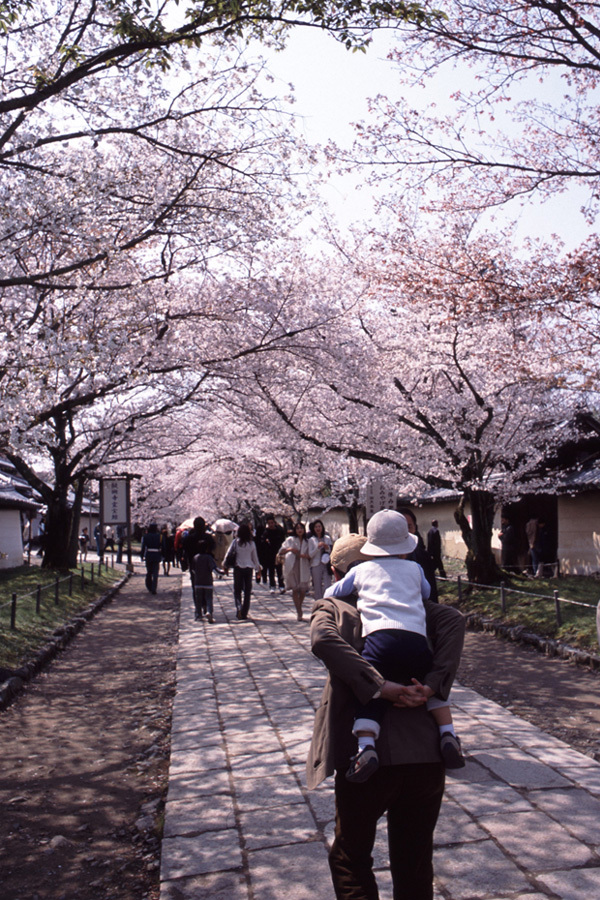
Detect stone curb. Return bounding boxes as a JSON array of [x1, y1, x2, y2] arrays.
[[0, 573, 130, 712], [464, 611, 600, 671]]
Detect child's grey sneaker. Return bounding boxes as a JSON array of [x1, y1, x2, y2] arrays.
[[440, 732, 466, 769], [345, 746, 379, 783]]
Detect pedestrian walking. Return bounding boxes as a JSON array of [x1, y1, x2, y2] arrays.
[[93, 522, 104, 561], [104, 525, 115, 553], [324, 511, 464, 783], [399, 507, 439, 602], [141, 523, 162, 595], [279, 521, 311, 621], [193, 548, 220, 622], [307, 532, 465, 900], [499, 515, 518, 572], [224, 522, 261, 620], [160, 525, 175, 576], [78, 527, 89, 562], [116, 524, 126, 564], [260, 515, 286, 593], [308, 518, 333, 600], [426, 519, 446, 578], [182, 517, 216, 595]]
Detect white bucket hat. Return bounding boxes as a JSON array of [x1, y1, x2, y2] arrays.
[[362, 509, 418, 556]]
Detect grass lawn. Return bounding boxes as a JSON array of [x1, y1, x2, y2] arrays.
[[439, 558, 600, 654], [0, 563, 124, 670]]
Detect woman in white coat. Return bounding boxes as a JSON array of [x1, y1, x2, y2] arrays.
[[280, 521, 311, 621], [308, 519, 333, 601]]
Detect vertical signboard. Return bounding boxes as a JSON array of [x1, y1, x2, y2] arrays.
[[365, 479, 397, 520], [101, 478, 128, 524], [99, 477, 133, 571]]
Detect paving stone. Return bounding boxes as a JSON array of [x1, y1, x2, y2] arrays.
[[217, 702, 267, 724], [284, 738, 313, 765], [171, 694, 218, 721], [434, 840, 532, 897], [434, 798, 489, 846], [169, 743, 228, 775], [161, 828, 242, 880], [166, 769, 232, 803], [161, 870, 248, 900], [524, 742, 597, 768], [305, 783, 335, 827], [261, 690, 313, 711], [229, 750, 291, 778], [163, 796, 237, 838], [473, 747, 573, 789], [484, 896, 545, 899], [247, 841, 331, 899], [169, 725, 224, 748], [161, 583, 600, 900], [444, 756, 498, 784], [558, 764, 600, 795], [224, 729, 282, 757], [537, 867, 600, 899], [458, 724, 513, 751], [233, 773, 306, 812], [528, 787, 600, 844], [444, 780, 534, 817], [478, 809, 593, 871], [239, 803, 320, 851]]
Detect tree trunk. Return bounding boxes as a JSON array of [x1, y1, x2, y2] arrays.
[[42, 484, 82, 570], [347, 501, 360, 534], [454, 488, 501, 585]]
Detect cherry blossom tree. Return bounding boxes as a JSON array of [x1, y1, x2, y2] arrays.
[[246, 224, 579, 583], [346, 1, 600, 219], [0, 0, 437, 567]]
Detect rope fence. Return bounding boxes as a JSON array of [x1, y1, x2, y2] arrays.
[[443, 574, 598, 627], [0, 559, 113, 630]]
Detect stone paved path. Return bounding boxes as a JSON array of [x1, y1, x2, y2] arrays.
[[160, 580, 600, 900]]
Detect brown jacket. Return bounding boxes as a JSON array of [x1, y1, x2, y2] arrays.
[[306, 597, 465, 789]]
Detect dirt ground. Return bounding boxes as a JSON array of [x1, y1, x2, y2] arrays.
[[0, 567, 180, 900], [458, 629, 600, 761], [0, 571, 599, 900]]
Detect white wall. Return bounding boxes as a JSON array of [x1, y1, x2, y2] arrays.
[[0, 508, 25, 568], [558, 493, 600, 575]]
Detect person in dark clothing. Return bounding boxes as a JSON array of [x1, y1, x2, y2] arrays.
[[427, 520, 446, 578], [499, 516, 518, 571], [398, 507, 439, 603], [141, 523, 162, 594], [160, 525, 175, 576], [193, 549, 220, 622], [535, 519, 554, 577], [116, 524, 126, 564], [182, 517, 216, 594], [260, 515, 286, 593]]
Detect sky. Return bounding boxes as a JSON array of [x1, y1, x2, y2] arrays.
[[258, 27, 595, 253]]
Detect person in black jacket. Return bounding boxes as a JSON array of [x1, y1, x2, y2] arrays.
[[398, 507, 438, 603], [181, 517, 216, 592], [260, 515, 286, 593], [141, 523, 162, 595], [427, 520, 446, 578]]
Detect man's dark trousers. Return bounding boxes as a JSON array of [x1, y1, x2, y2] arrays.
[[329, 763, 445, 900]]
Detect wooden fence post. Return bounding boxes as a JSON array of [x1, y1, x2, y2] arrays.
[[554, 590, 562, 626]]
